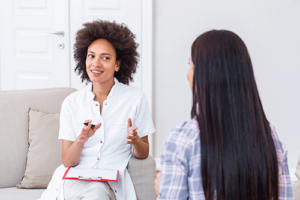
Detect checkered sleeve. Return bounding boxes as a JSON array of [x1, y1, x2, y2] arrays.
[[157, 120, 205, 200], [270, 125, 294, 200], [157, 128, 190, 200]]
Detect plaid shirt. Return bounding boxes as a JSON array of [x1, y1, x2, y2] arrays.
[[157, 118, 294, 200]]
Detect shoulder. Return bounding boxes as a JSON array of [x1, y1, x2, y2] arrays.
[[116, 83, 147, 103], [269, 124, 288, 163], [117, 82, 144, 96], [166, 118, 200, 144], [62, 85, 90, 106], [163, 118, 200, 154]]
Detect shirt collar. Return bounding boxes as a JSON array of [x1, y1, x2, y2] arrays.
[[109, 77, 119, 97], [87, 77, 119, 100]]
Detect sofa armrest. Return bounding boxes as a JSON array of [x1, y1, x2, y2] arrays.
[[128, 154, 156, 200]]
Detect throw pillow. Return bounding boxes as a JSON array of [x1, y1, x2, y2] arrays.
[[17, 108, 61, 189]]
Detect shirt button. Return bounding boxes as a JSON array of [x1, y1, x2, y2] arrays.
[[95, 103, 98, 106], [97, 157, 100, 160], [104, 103, 107, 106], [115, 190, 117, 193], [100, 141, 103, 143]]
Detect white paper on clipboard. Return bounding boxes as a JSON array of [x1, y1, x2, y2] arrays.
[[64, 167, 119, 181]]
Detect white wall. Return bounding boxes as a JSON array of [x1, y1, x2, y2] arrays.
[[153, 0, 300, 178]]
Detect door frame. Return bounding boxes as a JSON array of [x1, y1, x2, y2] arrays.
[[141, 0, 154, 155]]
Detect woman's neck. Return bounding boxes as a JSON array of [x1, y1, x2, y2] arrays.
[[92, 78, 115, 100]]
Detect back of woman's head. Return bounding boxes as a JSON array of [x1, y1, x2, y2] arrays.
[[191, 30, 279, 200]]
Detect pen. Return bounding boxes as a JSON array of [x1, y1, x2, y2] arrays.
[[83, 123, 96, 128]]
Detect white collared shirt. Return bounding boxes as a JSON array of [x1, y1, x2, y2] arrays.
[[40, 78, 155, 200]]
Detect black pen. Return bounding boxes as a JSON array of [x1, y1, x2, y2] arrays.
[[83, 123, 96, 128]]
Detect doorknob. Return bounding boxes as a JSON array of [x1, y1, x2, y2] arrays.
[[49, 30, 64, 37]]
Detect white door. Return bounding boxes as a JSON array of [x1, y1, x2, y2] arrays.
[[0, 0, 70, 90], [69, 0, 142, 90]]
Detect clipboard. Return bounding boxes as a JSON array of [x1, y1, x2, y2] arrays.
[[62, 167, 119, 182]]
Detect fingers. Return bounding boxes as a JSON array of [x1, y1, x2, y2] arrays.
[[89, 123, 101, 138], [82, 120, 102, 140], [83, 122, 91, 132], [83, 120, 92, 131], [128, 127, 138, 137], [128, 129, 137, 136], [126, 133, 137, 139], [126, 139, 139, 144], [77, 128, 88, 143], [95, 123, 101, 130], [82, 121, 92, 139], [126, 132, 139, 144], [126, 139, 135, 144], [127, 118, 132, 128], [84, 119, 92, 124], [83, 120, 101, 130]]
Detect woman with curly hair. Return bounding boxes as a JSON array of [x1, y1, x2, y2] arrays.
[[39, 20, 155, 200]]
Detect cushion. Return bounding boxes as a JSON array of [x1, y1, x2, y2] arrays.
[[292, 155, 300, 200], [0, 88, 76, 188], [17, 108, 61, 189]]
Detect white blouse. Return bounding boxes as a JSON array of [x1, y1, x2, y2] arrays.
[[40, 78, 155, 200]]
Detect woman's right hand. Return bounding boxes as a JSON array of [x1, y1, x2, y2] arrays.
[[76, 120, 101, 144]]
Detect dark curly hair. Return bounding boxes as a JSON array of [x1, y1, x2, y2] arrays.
[[74, 20, 139, 85]]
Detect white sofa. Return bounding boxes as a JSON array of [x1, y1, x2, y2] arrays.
[[0, 88, 156, 200]]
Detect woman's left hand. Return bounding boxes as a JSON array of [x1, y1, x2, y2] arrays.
[[126, 118, 141, 144]]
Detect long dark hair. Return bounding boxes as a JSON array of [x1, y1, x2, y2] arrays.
[[191, 30, 279, 200]]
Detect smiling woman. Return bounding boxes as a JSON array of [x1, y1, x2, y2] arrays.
[[74, 20, 139, 85], [39, 20, 155, 200]]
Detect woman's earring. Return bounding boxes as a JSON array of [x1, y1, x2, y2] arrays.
[[116, 69, 119, 72]]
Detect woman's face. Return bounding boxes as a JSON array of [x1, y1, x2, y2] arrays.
[[86, 39, 120, 84], [187, 57, 194, 91]]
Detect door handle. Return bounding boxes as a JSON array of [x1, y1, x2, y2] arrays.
[[49, 30, 64, 37]]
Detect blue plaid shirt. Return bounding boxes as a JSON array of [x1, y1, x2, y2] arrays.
[[157, 118, 294, 200]]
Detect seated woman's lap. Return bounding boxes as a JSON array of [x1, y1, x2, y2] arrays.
[[63, 180, 113, 200]]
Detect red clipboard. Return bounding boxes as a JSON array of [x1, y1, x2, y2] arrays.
[[62, 167, 119, 182]]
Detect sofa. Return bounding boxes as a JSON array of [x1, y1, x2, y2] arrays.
[[0, 88, 156, 200]]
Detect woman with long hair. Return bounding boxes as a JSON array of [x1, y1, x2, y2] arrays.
[[156, 30, 294, 199]]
